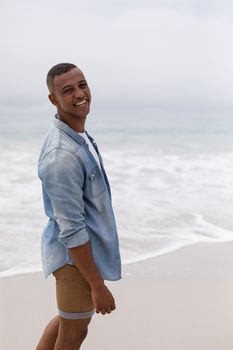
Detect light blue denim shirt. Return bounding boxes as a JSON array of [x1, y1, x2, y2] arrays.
[[38, 117, 121, 280]]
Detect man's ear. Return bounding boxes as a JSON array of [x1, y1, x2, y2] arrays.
[[48, 93, 58, 107]]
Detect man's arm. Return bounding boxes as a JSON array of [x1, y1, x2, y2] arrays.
[[69, 242, 116, 315]]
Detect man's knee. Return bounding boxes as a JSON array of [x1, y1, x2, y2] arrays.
[[56, 328, 87, 348], [58, 317, 91, 347], [80, 326, 88, 342]]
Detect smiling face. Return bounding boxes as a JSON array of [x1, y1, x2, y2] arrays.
[[49, 67, 91, 127]]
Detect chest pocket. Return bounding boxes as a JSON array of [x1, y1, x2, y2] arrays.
[[85, 166, 106, 198]]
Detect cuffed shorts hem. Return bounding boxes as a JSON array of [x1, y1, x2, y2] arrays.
[[58, 309, 95, 320]]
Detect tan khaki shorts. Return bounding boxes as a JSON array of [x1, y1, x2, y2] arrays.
[[53, 264, 95, 319]]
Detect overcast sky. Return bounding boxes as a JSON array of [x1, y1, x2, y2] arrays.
[[1, 0, 233, 119]]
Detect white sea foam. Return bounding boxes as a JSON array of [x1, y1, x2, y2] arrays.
[[0, 129, 233, 278], [105, 148, 233, 264]]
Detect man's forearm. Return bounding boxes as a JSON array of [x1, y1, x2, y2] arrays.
[[68, 241, 104, 288], [69, 241, 116, 314]]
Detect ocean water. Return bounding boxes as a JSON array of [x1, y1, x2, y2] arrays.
[[0, 110, 233, 278]]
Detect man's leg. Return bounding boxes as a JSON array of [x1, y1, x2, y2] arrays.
[[35, 315, 92, 350], [54, 317, 92, 350], [36, 265, 94, 349], [36, 316, 59, 350]]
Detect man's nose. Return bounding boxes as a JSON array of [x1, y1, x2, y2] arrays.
[[74, 87, 85, 99]]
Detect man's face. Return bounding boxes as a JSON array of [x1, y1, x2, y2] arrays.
[[49, 68, 91, 121]]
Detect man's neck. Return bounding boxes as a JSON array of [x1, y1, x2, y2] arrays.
[[56, 113, 86, 133]]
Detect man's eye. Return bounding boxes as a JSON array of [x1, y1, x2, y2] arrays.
[[63, 89, 73, 94], [80, 83, 87, 89]]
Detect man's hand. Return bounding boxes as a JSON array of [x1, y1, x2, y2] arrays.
[[69, 243, 117, 315], [91, 283, 116, 315]]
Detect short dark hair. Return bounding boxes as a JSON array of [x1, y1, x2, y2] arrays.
[[46, 63, 77, 92]]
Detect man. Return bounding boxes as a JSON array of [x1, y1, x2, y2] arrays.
[[36, 63, 121, 350]]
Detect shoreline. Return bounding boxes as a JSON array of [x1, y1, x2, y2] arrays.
[[1, 241, 233, 349], [1, 240, 233, 280]]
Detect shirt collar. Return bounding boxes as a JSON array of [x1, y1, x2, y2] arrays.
[[54, 114, 87, 146]]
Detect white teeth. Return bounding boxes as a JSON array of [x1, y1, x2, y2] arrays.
[[75, 99, 87, 106]]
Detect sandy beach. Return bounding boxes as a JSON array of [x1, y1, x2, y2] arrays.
[[1, 242, 233, 350]]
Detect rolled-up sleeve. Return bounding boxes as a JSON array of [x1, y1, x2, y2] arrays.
[[40, 148, 89, 248]]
